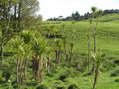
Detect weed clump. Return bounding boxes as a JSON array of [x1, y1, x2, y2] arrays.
[[36, 84, 48, 89], [113, 59, 119, 65], [56, 86, 65, 89], [59, 75, 67, 82], [68, 84, 78, 89], [110, 70, 119, 77], [115, 79, 119, 82], [2, 71, 11, 82]]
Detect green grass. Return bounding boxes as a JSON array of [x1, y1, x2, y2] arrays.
[[40, 14, 119, 89], [97, 14, 119, 22], [60, 20, 119, 57], [1, 14, 119, 89], [40, 66, 119, 89]]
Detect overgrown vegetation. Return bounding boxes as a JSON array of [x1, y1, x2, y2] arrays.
[[0, 0, 119, 89]]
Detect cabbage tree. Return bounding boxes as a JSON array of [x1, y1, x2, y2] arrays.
[[10, 30, 32, 84], [31, 36, 47, 82]]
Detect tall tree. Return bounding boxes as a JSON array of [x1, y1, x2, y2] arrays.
[[0, 0, 40, 63]]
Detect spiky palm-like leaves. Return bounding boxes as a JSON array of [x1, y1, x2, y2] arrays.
[[31, 37, 47, 82], [11, 30, 32, 84]]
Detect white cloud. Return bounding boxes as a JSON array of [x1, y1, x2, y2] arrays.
[[39, 0, 119, 20]]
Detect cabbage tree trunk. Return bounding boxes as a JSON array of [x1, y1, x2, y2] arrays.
[[32, 54, 43, 82], [16, 57, 27, 85]]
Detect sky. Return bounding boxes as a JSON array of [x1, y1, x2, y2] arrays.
[[39, 0, 119, 20]]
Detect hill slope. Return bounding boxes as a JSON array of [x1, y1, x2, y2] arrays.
[[96, 13, 119, 22]]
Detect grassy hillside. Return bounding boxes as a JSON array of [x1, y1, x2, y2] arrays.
[[39, 14, 119, 89], [46, 14, 119, 58], [0, 14, 119, 89], [97, 14, 119, 22]]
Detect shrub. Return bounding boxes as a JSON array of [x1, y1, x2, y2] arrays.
[[67, 84, 78, 89], [36, 84, 48, 89], [2, 71, 11, 82], [115, 79, 119, 82], [59, 75, 67, 82], [56, 86, 65, 89], [110, 70, 119, 77]]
